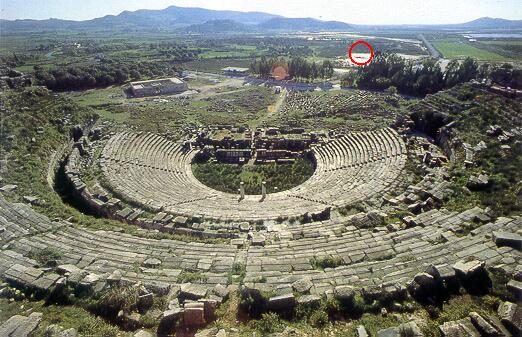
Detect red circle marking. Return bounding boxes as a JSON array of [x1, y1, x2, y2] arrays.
[[348, 40, 374, 66]]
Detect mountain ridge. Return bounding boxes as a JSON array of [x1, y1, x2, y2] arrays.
[[1, 5, 521, 32]]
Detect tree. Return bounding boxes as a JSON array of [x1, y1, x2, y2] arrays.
[[322, 60, 334, 78]]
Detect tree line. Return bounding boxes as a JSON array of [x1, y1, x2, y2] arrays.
[[344, 53, 521, 96], [33, 58, 180, 91], [249, 57, 334, 80]]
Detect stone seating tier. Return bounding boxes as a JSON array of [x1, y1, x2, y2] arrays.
[[0, 195, 520, 302], [98, 128, 407, 221]]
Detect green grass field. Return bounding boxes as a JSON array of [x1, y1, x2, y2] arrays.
[[432, 40, 511, 61]]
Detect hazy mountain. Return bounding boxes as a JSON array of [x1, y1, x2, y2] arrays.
[[258, 17, 352, 31], [183, 20, 254, 33], [0, 5, 280, 31], [1, 5, 521, 33], [355, 17, 522, 31], [452, 17, 522, 29]]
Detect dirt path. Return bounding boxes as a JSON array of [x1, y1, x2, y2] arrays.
[[267, 89, 287, 115], [194, 77, 246, 100]]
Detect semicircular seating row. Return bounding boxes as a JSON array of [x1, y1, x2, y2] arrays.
[[0, 195, 519, 299], [98, 128, 407, 221]]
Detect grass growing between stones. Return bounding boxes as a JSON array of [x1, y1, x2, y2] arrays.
[[310, 255, 344, 270], [28, 247, 63, 267], [419, 294, 499, 337], [0, 299, 123, 337], [177, 271, 209, 283]]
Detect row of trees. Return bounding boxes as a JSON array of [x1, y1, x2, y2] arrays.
[[346, 53, 521, 96], [33, 59, 180, 91], [249, 57, 334, 80]]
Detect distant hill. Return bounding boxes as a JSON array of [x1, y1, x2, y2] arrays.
[[354, 17, 522, 31], [183, 19, 254, 33], [1, 6, 521, 33], [0, 5, 280, 32], [452, 17, 522, 29], [258, 17, 352, 31]]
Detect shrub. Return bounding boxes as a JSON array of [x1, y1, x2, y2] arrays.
[[310, 255, 344, 270], [177, 271, 208, 283], [309, 309, 329, 328], [254, 312, 284, 334], [29, 247, 62, 266], [88, 286, 139, 319]]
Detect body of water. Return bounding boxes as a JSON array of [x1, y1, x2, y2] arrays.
[[468, 33, 522, 39]]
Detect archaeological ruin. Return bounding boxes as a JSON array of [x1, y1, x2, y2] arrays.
[[0, 83, 521, 336]]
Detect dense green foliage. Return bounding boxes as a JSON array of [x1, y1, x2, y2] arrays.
[[192, 157, 315, 194], [250, 56, 334, 80], [33, 58, 181, 91], [350, 53, 522, 97]]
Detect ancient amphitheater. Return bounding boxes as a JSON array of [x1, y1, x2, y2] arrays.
[[98, 127, 406, 221], [1, 121, 521, 335]]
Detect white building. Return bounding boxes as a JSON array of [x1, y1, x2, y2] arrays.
[[129, 78, 188, 98]]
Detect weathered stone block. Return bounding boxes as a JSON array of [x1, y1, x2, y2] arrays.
[[267, 293, 296, 311], [498, 301, 522, 335], [184, 302, 205, 326], [334, 285, 355, 303]]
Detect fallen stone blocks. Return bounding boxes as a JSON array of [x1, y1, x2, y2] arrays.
[[0, 312, 43, 337]]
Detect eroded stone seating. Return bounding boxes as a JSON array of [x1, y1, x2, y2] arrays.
[[0, 195, 520, 304], [98, 128, 407, 221]]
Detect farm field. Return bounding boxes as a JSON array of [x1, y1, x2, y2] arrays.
[[432, 39, 512, 61]]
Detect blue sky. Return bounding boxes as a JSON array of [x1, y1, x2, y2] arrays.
[[1, 0, 521, 24]]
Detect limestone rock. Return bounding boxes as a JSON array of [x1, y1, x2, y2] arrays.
[[268, 293, 296, 311], [179, 283, 207, 301], [376, 327, 398, 337], [493, 231, 522, 250], [507, 279, 522, 298], [333, 285, 355, 303], [453, 258, 485, 278], [498, 301, 522, 335], [144, 280, 171, 295], [138, 292, 154, 311], [439, 318, 481, 337], [296, 294, 321, 307], [486, 125, 502, 137], [211, 284, 229, 300], [199, 298, 218, 321], [43, 325, 78, 337], [426, 264, 456, 281], [408, 272, 438, 299], [0, 184, 18, 193], [0, 312, 43, 337], [469, 312, 501, 337], [142, 258, 162, 268], [57, 264, 81, 275], [398, 322, 423, 336], [467, 174, 489, 190], [59, 329, 78, 337], [292, 278, 313, 294], [158, 308, 183, 333], [120, 312, 141, 330], [134, 330, 153, 337], [357, 325, 369, 337], [184, 302, 206, 326]]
